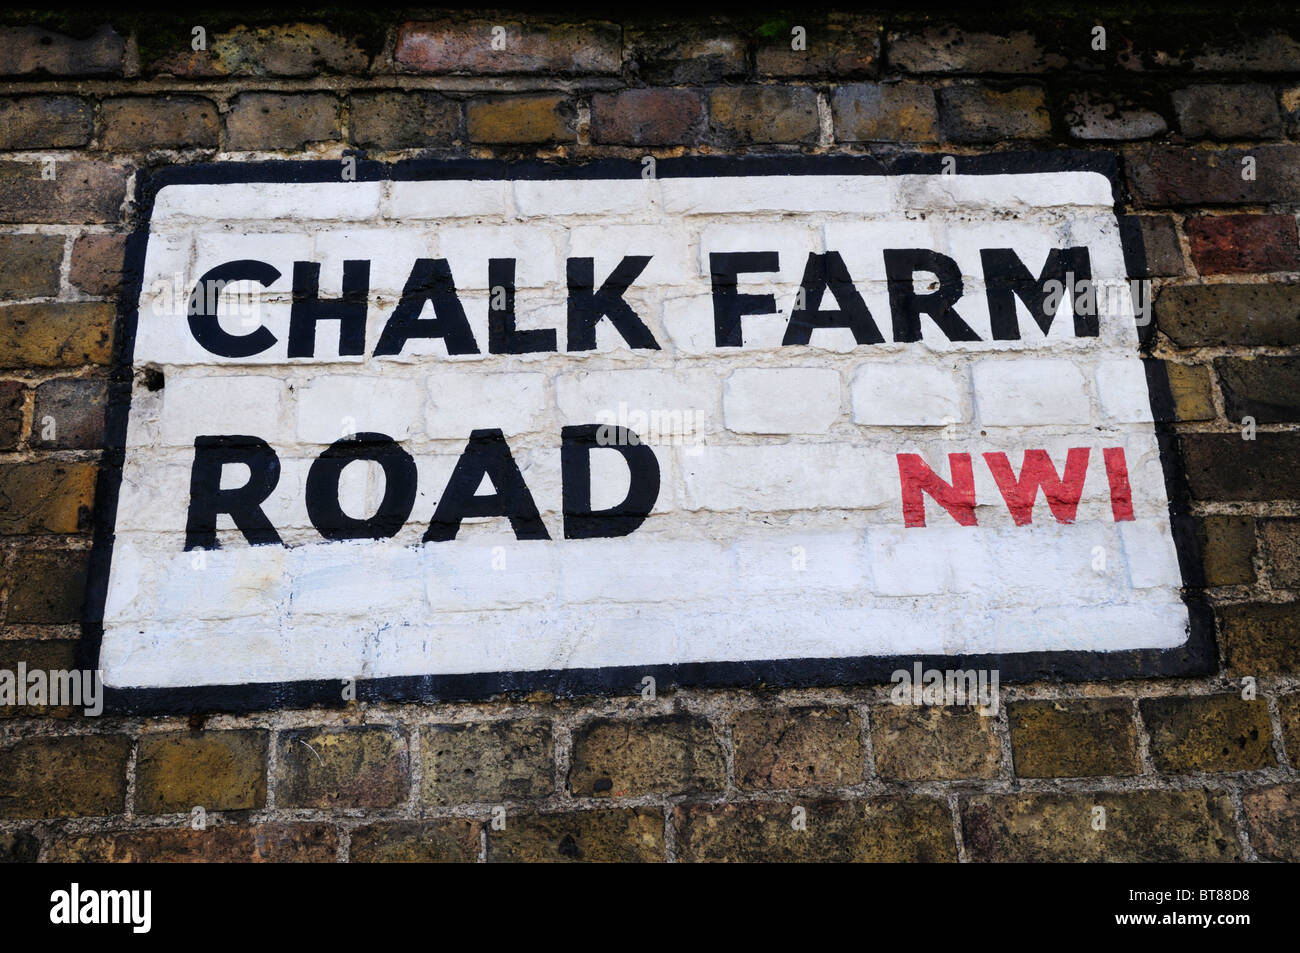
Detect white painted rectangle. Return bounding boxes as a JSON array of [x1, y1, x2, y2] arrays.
[[97, 163, 1197, 697]]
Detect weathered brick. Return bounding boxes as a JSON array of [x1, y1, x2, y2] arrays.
[[0, 734, 129, 818], [0, 234, 63, 299], [675, 797, 956, 862], [275, 726, 408, 809], [832, 83, 939, 143], [0, 26, 123, 77], [488, 808, 663, 862], [225, 93, 341, 151], [466, 95, 574, 144], [1259, 519, 1300, 587], [1180, 433, 1300, 503], [1163, 363, 1216, 421], [1172, 84, 1281, 140], [937, 84, 1051, 143], [731, 707, 862, 790], [1242, 784, 1300, 862], [421, 719, 553, 806], [1280, 693, 1300, 762], [1064, 91, 1167, 140], [708, 86, 819, 145], [349, 91, 460, 151], [1186, 215, 1300, 275], [136, 730, 268, 814], [569, 714, 724, 797], [0, 639, 79, 719], [396, 20, 621, 75], [0, 96, 92, 150], [1009, 698, 1139, 778], [0, 461, 97, 534], [962, 790, 1241, 861], [0, 161, 128, 224], [1194, 515, 1257, 587], [68, 233, 125, 296], [31, 377, 107, 450], [590, 89, 705, 146], [150, 23, 369, 78], [1141, 695, 1274, 772], [1193, 32, 1300, 72], [888, 26, 1064, 73], [755, 14, 880, 78], [1284, 85, 1300, 137], [1218, 601, 1300, 675], [1215, 357, 1300, 424], [871, 705, 1001, 780], [48, 823, 337, 862], [100, 96, 219, 151], [0, 830, 40, 863], [0, 301, 114, 367], [0, 380, 23, 450], [1119, 215, 1186, 277], [1128, 144, 1300, 206], [1155, 284, 1300, 347], [349, 819, 479, 862], [625, 24, 746, 84], [5, 549, 89, 622]]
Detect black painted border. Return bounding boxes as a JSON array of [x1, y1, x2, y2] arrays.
[[81, 151, 1216, 715]]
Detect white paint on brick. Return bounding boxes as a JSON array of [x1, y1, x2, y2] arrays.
[[972, 358, 1092, 426], [851, 363, 965, 426], [100, 169, 1192, 691], [1096, 358, 1155, 423], [724, 368, 841, 434]]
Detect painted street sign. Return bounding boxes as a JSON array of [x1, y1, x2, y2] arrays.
[[87, 155, 1210, 711]]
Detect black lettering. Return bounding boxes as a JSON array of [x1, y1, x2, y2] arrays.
[[981, 247, 1097, 339], [561, 425, 660, 539], [783, 251, 885, 346], [288, 260, 370, 358], [424, 428, 549, 541], [884, 249, 980, 343], [710, 251, 779, 347], [488, 258, 556, 354], [566, 256, 659, 351], [187, 260, 280, 358], [184, 435, 281, 550], [374, 258, 480, 356], [305, 433, 417, 541]]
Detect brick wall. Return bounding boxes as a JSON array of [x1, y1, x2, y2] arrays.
[[0, 8, 1297, 863]]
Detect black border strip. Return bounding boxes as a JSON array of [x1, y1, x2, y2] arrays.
[[82, 151, 1216, 715]]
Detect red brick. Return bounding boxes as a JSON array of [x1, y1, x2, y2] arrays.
[[225, 93, 341, 151], [0, 233, 64, 299], [48, 823, 338, 862], [0, 26, 123, 77], [590, 89, 704, 146], [100, 96, 219, 151], [396, 20, 620, 75], [150, 24, 369, 78], [0, 96, 93, 150], [1186, 214, 1300, 275], [0, 161, 129, 225], [1128, 144, 1300, 207], [69, 233, 126, 296]]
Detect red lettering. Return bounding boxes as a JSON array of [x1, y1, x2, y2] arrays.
[[1103, 447, 1135, 522], [897, 453, 977, 528], [983, 448, 1091, 526]]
